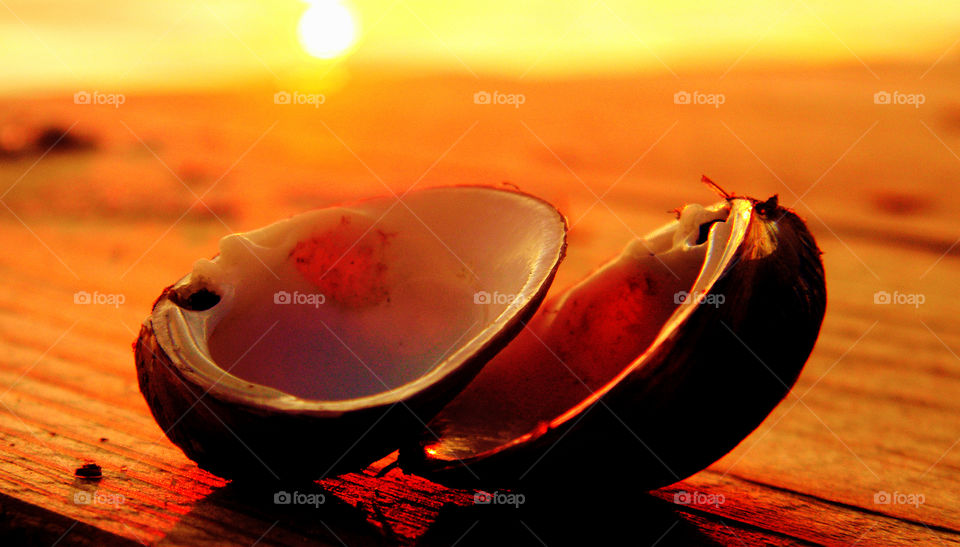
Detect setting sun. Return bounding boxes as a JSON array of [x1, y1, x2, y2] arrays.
[[297, 0, 358, 59]]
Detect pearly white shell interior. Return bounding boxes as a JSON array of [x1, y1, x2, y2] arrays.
[[416, 198, 748, 460], [155, 187, 565, 405]]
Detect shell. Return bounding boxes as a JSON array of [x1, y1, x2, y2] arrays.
[[398, 196, 827, 491], [135, 186, 567, 481]]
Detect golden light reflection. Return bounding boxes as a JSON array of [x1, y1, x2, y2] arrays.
[[298, 0, 358, 60]]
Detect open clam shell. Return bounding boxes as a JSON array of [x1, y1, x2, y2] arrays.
[[135, 186, 567, 481], [398, 196, 827, 491]]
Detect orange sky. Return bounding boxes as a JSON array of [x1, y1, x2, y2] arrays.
[[1, 0, 958, 93]]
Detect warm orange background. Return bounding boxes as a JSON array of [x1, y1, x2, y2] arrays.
[[0, 1, 959, 545], [2, 0, 959, 92]]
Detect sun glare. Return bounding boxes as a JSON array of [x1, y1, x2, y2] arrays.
[[297, 0, 357, 60]]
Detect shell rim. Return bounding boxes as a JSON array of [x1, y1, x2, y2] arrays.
[[144, 185, 569, 417]]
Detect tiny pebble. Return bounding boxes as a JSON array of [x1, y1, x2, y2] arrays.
[[75, 463, 102, 480]]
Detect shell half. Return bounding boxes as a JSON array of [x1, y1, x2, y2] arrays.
[[398, 197, 826, 491], [135, 186, 567, 481]]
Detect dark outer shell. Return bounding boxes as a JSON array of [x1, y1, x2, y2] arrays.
[[134, 257, 561, 482], [398, 204, 827, 492]]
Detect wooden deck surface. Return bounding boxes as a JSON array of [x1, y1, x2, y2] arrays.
[[1, 62, 959, 545]]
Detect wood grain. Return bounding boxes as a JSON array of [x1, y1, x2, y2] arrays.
[[0, 62, 959, 545]]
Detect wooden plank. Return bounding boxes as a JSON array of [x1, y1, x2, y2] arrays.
[[0, 64, 958, 544]]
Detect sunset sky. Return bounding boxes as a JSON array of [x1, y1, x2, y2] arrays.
[[1, 0, 958, 93]]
